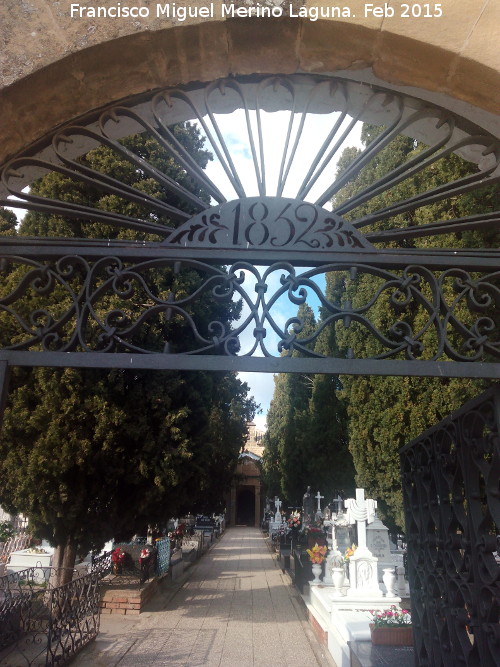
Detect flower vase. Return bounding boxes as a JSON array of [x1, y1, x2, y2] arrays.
[[310, 563, 322, 584], [331, 567, 345, 596], [383, 567, 397, 597], [112, 563, 122, 575]]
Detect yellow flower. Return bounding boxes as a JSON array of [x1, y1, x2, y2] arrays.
[[307, 543, 327, 564], [345, 543, 357, 560]]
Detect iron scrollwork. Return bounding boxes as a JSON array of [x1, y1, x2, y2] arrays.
[[0, 254, 498, 363], [400, 386, 500, 667], [0, 566, 101, 666]]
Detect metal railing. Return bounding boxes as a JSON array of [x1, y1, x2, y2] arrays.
[[0, 535, 32, 563], [155, 538, 170, 578], [0, 566, 100, 666]]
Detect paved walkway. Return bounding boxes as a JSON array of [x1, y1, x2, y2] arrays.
[[72, 527, 334, 667]]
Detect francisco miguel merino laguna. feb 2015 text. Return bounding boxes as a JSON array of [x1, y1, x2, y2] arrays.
[[70, 3, 445, 20]]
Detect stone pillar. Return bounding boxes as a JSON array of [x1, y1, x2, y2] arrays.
[[254, 484, 261, 528], [229, 485, 236, 526]]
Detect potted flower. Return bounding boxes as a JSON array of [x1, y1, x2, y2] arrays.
[[369, 606, 413, 645], [307, 543, 327, 584], [111, 547, 126, 575]]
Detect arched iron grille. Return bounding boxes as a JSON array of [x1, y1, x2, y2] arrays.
[[0, 74, 498, 376]]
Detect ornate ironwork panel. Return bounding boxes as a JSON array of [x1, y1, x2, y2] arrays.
[[0, 73, 498, 376], [155, 538, 171, 578], [0, 567, 100, 667], [0, 254, 497, 366], [90, 550, 112, 579], [46, 572, 101, 665], [400, 386, 500, 666], [2, 74, 499, 250]]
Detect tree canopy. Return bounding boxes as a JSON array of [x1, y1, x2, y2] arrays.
[[263, 123, 498, 529], [329, 125, 499, 528], [0, 125, 256, 576], [262, 304, 355, 507]]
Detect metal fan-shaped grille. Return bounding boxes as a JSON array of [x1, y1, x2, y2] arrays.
[[0, 75, 498, 372], [1, 74, 498, 251]]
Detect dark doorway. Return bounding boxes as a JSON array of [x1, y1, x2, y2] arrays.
[[236, 487, 255, 526]]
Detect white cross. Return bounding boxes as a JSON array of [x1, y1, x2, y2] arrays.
[[275, 497, 282, 513], [344, 488, 377, 551], [315, 490, 324, 512]]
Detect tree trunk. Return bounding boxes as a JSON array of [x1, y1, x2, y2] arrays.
[[49, 538, 77, 589]]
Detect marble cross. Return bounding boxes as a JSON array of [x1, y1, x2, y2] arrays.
[[344, 488, 377, 551], [315, 490, 324, 512], [274, 497, 282, 513]]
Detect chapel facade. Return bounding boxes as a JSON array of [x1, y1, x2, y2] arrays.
[[226, 422, 265, 528]]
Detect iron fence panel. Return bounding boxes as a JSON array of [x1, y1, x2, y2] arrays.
[[400, 386, 500, 667]]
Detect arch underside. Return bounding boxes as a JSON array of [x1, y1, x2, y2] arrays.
[[0, 74, 498, 378]]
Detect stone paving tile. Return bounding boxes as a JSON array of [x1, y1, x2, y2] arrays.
[[72, 527, 332, 666]]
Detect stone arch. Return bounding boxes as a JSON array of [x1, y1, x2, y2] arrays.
[[1, 2, 499, 165]]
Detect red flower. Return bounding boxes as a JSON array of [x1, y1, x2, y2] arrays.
[[111, 547, 125, 564]]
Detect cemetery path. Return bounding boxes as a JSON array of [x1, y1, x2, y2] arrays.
[[72, 527, 334, 666]]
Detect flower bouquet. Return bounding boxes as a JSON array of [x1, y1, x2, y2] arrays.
[[344, 543, 356, 562], [307, 543, 327, 564], [307, 543, 327, 584], [111, 547, 126, 574], [369, 606, 413, 645], [139, 548, 150, 562], [287, 513, 301, 529]]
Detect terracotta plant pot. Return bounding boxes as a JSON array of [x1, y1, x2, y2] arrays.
[[369, 624, 413, 646]]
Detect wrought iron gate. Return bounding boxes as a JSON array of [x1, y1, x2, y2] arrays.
[[0, 73, 499, 667], [400, 386, 500, 666], [0, 74, 498, 381]]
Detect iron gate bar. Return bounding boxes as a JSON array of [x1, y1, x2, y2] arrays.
[[1, 243, 500, 271], [0, 353, 498, 378], [0, 361, 9, 424]]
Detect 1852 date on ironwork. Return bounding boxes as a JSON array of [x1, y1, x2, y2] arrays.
[[163, 197, 371, 252]]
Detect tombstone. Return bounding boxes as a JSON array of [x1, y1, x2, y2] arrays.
[[335, 523, 352, 554], [366, 515, 392, 560], [344, 488, 383, 598], [302, 486, 314, 525], [8, 545, 54, 581], [315, 490, 324, 521], [274, 497, 282, 523]]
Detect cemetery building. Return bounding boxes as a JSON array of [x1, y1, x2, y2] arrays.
[[226, 422, 265, 527]]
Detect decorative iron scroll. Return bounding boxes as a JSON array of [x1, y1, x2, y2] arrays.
[[0, 567, 100, 666], [0, 254, 498, 362], [400, 387, 500, 667], [0, 74, 498, 376]]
